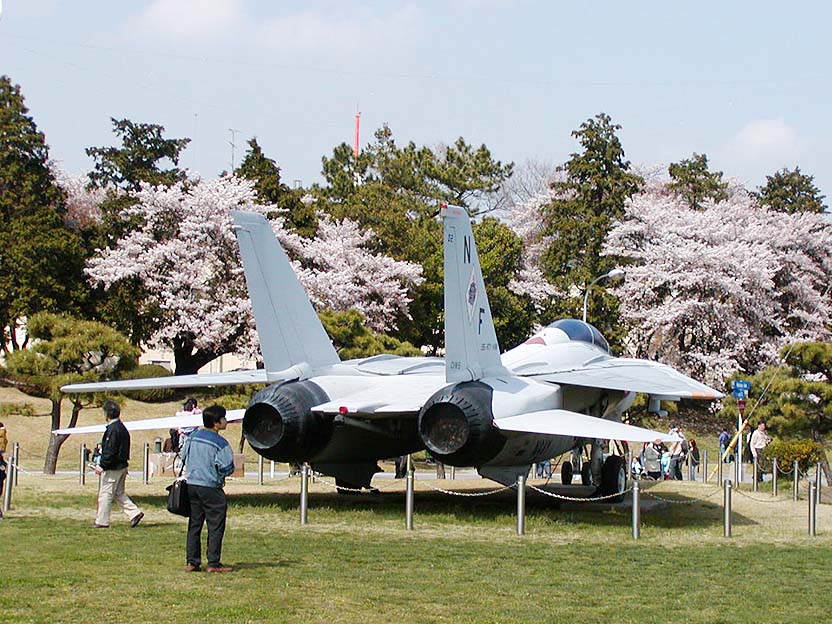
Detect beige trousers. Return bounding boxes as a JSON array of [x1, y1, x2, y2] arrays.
[[96, 467, 141, 526]]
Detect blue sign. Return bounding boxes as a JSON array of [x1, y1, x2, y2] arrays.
[[732, 379, 751, 399]]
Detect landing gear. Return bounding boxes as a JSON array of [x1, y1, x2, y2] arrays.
[[561, 461, 574, 485], [599, 455, 627, 503], [580, 462, 593, 486]]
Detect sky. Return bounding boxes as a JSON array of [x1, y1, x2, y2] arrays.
[[2, 1, 830, 202]]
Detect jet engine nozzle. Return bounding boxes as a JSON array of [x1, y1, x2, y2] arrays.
[[417, 381, 505, 466], [243, 380, 332, 462]]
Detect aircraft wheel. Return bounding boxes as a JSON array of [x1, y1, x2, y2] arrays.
[[580, 462, 593, 486], [600, 455, 627, 503], [561, 461, 573, 485]]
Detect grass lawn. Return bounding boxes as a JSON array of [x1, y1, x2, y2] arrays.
[[1, 473, 830, 623]]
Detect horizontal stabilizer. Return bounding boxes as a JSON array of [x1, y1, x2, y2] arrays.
[[496, 410, 681, 443], [525, 359, 723, 400], [61, 370, 269, 393], [53, 409, 245, 436]]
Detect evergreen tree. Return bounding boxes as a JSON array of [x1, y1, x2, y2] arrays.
[[86, 118, 190, 192], [2, 313, 139, 473], [540, 113, 642, 346], [234, 137, 317, 237], [319, 126, 523, 352], [0, 76, 87, 350], [756, 166, 827, 214], [84, 119, 191, 344], [667, 152, 728, 210]]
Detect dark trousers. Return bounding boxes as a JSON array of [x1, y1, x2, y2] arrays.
[[187, 484, 227, 568]]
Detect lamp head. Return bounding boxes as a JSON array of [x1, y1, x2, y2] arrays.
[[605, 268, 625, 285]]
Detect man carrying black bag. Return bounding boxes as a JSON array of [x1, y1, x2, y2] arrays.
[[180, 405, 236, 573]]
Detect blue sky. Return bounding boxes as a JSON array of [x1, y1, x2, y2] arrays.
[[2, 1, 830, 201]]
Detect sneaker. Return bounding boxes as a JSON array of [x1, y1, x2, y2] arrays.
[[206, 565, 233, 573], [184, 564, 201, 572], [92, 523, 109, 528], [130, 512, 145, 528]]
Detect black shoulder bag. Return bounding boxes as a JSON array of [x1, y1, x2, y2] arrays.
[[166, 456, 190, 517]]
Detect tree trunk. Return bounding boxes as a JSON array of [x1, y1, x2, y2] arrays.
[[43, 399, 83, 474]]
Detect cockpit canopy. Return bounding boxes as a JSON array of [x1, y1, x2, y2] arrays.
[[542, 319, 611, 354]]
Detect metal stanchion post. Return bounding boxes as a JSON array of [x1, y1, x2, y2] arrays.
[[793, 460, 799, 502], [79, 444, 87, 485], [702, 450, 708, 484], [809, 481, 817, 537], [258, 455, 264, 485], [2, 457, 13, 512], [405, 469, 414, 530], [632, 480, 640, 540], [12, 442, 20, 486], [450, 465, 456, 480], [723, 480, 732, 538], [816, 464, 822, 506], [300, 463, 309, 525], [516, 474, 526, 536], [752, 456, 758, 492], [530, 464, 536, 480], [717, 458, 723, 486], [142, 442, 150, 485], [773, 459, 779, 497], [735, 454, 742, 484], [270, 460, 275, 479]]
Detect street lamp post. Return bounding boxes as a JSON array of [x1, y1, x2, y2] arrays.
[[582, 269, 625, 323]]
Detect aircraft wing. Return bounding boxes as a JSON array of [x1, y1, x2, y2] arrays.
[[53, 409, 246, 436], [496, 410, 681, 443], [60, 370, 269, 393], [521, 358, 723, 399]]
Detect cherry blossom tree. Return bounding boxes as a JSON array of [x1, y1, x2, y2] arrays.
[[86, 176, 423, 373], [604, 176, 832, 386], [53, 169, 105, 230], [288, 215, 423, 332]]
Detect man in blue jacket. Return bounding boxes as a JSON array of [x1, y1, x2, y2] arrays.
[[181, 404, 236, 573]]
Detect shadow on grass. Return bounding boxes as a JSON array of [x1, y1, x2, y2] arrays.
[[35, 483, 748, 531]]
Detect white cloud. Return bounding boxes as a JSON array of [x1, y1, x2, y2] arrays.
[[254, 6, 420, 55], [724, 118, 801, 164], [131, 0, 245, 42]]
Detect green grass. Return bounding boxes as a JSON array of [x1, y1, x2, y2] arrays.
[[1, 475, 831, 623]]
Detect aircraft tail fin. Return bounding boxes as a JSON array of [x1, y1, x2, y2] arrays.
[[232, 211, 340, 375], [442, 205, 508, 382]]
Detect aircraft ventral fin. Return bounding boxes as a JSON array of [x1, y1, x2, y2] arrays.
[[496, 410, 681, 443], [53, 409, 246, 436], [441, 205, 508, 383]]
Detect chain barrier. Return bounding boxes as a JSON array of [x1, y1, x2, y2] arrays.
[[732, 487, 796, 504], [421, 480, 514, 497], [642, 487, 724, 504], [314, 476, 400, 493], [527, 483, 633, 502]]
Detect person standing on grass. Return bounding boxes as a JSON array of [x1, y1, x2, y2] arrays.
[[93, 400, 144, 529], [181, 404, 236, 573], [719, 427, 733, 463], [750, 421, 772, 481]]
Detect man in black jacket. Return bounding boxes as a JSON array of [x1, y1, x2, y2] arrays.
[[93, 400, 144, 528]]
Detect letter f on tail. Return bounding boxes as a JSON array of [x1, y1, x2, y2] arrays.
[[441, 205, 507, 383]]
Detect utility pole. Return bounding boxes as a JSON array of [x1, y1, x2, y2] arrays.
[[229, 128, 242, 172]]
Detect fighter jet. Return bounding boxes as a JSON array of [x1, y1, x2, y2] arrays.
[[59, 206, 722, 498]]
